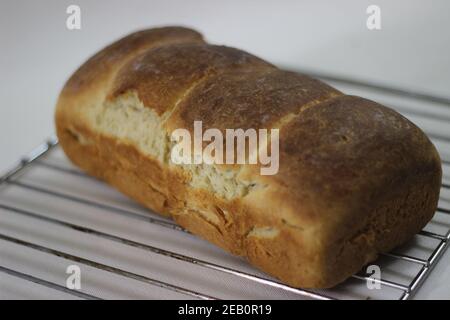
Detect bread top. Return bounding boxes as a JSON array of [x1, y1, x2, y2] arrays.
[[268, 95, 441, 219], [63, 27, 205, 95], [110, 43, 276, 115], [166, 69, 340, 132], [57, 26, 442, 239]]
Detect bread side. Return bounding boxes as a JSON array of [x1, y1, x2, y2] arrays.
[[55, 27, 442, 288]]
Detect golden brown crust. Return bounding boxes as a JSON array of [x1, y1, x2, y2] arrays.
[[110, 43, 275, 115], [63, 27, 205, 96], [55, 26, 442, 288], [272, 95, 440, 207], [165, 69, 341, 132]]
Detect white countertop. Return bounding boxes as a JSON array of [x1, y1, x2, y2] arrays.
[[0, 0, 449, 299]]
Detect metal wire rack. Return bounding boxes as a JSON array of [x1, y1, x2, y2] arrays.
[[0, 73, 449, 300]]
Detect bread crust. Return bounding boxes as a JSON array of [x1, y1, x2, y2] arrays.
[[55, 26, 442, 288]]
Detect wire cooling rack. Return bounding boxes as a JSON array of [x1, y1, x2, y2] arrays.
[[0, 73, 449, 300]]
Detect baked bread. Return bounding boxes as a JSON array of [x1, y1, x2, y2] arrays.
[[55, 26, 442, 288]]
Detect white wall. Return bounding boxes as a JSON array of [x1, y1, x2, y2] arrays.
[[0, 0, 449, 172]]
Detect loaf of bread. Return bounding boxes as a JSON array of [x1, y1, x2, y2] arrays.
[[55, 26, 442, 288]]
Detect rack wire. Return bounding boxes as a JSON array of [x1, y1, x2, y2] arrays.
[[0, 73, 449, 300]]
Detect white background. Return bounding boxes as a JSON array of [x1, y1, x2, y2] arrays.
[[0, 0, 449, 299], [1, 0, 450, 172]]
